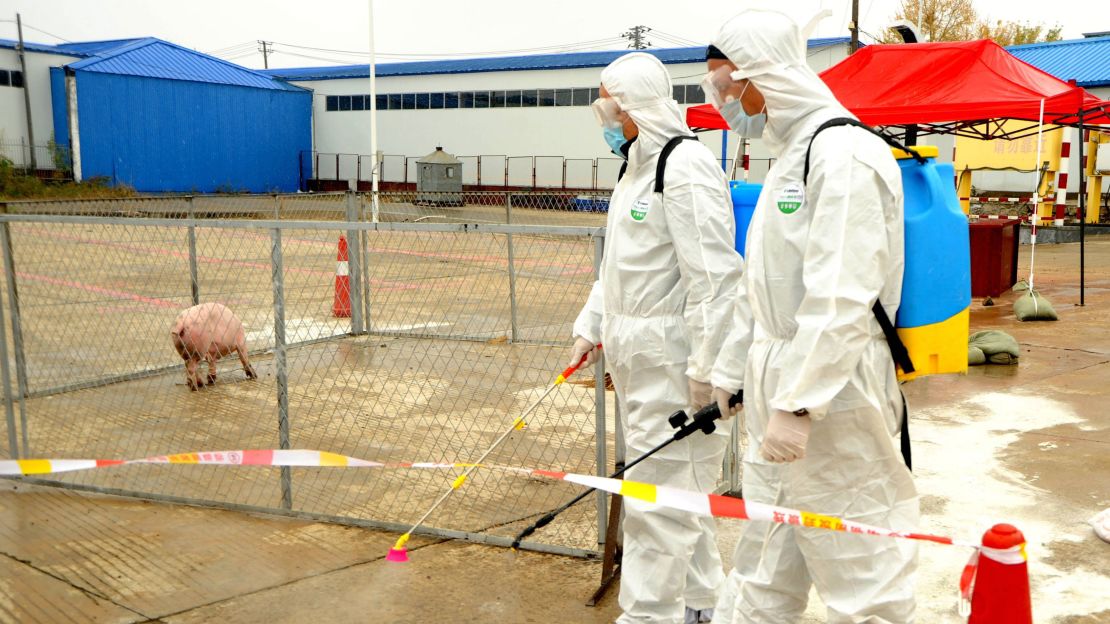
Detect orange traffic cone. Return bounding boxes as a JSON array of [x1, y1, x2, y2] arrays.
[[964, 523, 1032, 624], [332, 235, 351, 318]]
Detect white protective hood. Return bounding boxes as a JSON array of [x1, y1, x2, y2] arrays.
[[711, 8, 851, 158], [600, 52, 691, 168]]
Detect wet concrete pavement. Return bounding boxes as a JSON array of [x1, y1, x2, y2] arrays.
[[2, 240, 1110, 623]]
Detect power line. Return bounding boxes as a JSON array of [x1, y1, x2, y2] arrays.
[[652, 29, 701, 46], [206, 41, 257, 55], [266, 37, 628, 60], [0, 19, 71, 42]]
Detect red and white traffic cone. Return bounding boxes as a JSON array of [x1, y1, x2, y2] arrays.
[[963, 523, 1033, 624], [332, 235, 351, 318]]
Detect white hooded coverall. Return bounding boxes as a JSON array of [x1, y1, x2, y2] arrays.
[[709, 10, 919, 624], [572, 53, 743, 624]]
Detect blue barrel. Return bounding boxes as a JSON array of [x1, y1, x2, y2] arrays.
[[729, 181, 762, 257]]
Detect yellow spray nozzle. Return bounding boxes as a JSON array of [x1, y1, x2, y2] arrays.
[[513, 417, 527, 430], [451, 474, 467, 489], [554, 374, 567, 385], [393, 533, 410, 550]]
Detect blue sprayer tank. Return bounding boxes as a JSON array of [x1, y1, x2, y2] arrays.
[[893, 145, 970, 381], [729, 181, 761, 257]]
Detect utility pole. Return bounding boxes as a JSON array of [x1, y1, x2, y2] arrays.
[[16, 14, 36, 170], [258, 40, 273, 69], [849, 0, 860, 53], [621, 25, 652, 50]]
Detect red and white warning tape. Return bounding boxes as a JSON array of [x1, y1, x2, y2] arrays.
[[0, 448, 974, 549]]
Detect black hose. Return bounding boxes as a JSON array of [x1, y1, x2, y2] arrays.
[[511, 391, 742, 549]]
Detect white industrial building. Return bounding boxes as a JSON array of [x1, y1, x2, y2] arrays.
[[264, 39, 852, 189]]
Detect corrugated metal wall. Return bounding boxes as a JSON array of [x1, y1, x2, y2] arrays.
[[68, 71, 311, 193]]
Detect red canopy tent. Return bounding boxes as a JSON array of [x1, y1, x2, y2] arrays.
[[686, 39, 1110, 138]]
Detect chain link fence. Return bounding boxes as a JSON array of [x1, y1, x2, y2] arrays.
[[0, 201, 617, 557]]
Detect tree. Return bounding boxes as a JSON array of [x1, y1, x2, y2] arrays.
[[881, 0, 1063, 46], [977, 21, 1063, 46]]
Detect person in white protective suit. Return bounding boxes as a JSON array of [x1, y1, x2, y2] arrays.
[[569, 52, 743, 624], [703, 9, 919, 623]]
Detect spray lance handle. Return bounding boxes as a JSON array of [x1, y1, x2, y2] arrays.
[[669, 391, 743, 440], [557, 344, 603, 384]]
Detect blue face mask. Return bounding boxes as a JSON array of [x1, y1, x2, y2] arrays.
[[603, 125, 628, 157]]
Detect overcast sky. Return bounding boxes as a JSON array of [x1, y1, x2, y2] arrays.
[[1, 0, 1099, 70]]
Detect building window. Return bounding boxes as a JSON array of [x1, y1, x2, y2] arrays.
[[351, 85, 633, 112], [685, 84, 705, 104], [0, 70, 9, 87], [672, 85, 686, 104], [10, 70, 22, 88], [446, 167, 454, 179], [325, 95, 339, 111]]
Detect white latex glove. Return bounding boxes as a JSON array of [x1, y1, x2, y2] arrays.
[[568, 337, 599, 369], [713, 387, 743, 421], [759, 410, 811, 463], [688, 378, 712, 411]]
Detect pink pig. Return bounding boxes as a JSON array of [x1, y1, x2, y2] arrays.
[[171, 303, 257, 390]]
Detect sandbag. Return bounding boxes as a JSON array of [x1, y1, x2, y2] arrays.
[[1014, 290, 1058, 322], [968, 346, 987, 365], [968, 330, 1020, 366]]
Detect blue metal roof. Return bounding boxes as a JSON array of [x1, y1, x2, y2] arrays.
[[0, 37, 88, 56], [67, 38, 307, 92], [1008, 35, 1110, 88], [263, 38, 853, 81], [52, 38, 146, 57]]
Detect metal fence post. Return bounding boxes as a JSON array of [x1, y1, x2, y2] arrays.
[[506, 193, 519, 342], [593, 233, 608, 545], [270, 227, 293, 510], [273, 193, 281, 220], [0, 216, 29, 457], [0, 207, 17, 459], [360, 193, 373, 332], [187, 196, 200, 306], [345, 191, 365, 335]]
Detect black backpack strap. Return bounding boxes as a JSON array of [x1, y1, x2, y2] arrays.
[[804, 118, 920, 471], [616, 136, 636, 182], [653, 135, 699, 194], [802, 117, 926, 183], [872, 301, 915, 375], [900, 392, 912, 471], [874, 301, 914, 470]]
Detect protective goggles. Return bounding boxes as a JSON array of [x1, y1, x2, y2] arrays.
[[700, 65, 748, 111], [590, 97, 624, 129]]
